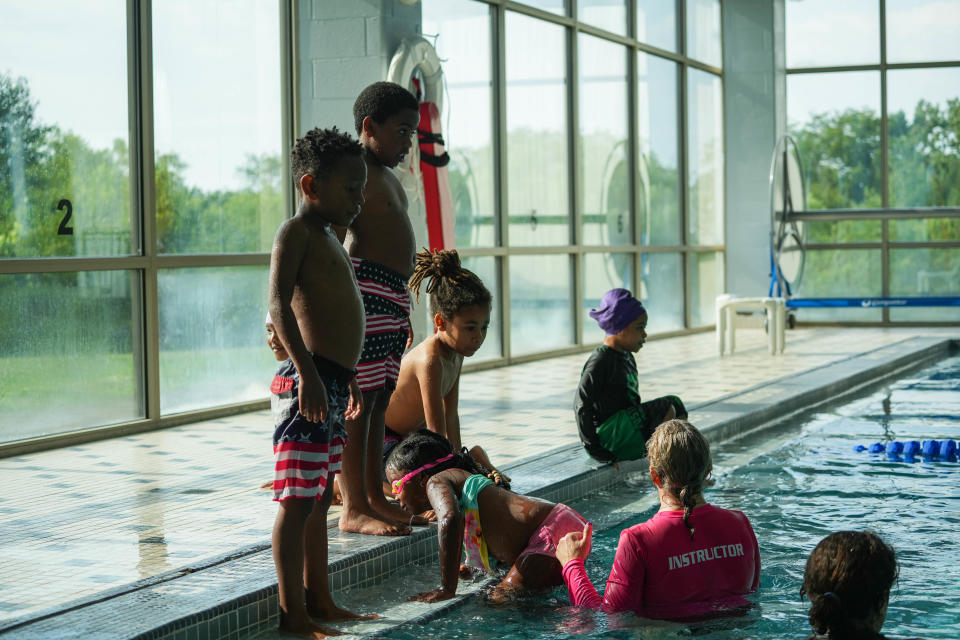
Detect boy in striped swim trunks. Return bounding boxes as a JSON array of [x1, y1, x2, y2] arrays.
[[267, 127, 375, 637], [336, 82, 423, 536]]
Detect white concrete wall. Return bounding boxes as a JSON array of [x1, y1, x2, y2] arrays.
[[722, 0, 786, 297]]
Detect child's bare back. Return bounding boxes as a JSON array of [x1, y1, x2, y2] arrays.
[[384, 335, 462, 436]]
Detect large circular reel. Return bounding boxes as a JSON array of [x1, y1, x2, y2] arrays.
[[769, 135, 807, 296]]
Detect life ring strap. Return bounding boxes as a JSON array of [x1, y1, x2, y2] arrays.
[[421, 151, 450, 168]]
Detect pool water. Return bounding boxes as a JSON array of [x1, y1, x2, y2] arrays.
[[387, 355, 960, 639]]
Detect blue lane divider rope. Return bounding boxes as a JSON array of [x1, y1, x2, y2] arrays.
[[854, 439, 957, 461]]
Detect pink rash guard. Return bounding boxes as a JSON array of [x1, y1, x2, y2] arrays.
[[562, 504, 760, 619]]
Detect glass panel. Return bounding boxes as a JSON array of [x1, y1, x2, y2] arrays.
[[688, 251, 723, 327], [886, 0, 960, 63], [686, 69, 724, 246], [578, 0, 627, 36], [153, 0, 283, 254], [158, 266, 275, 415], [888, 68, 960, 210], [423, 0, 496, 248], [685, 0, 722, 68], [785, 0, 879, 68], [0, 1, 132, 259], [637, 0, 677, 52], [0, 271, 141, 443], [788, 72, 881, 210], [890, 248, 960, 322], [460, 256, 502, 362], [890, 218, 960, 243], [640, 252, 685, 332], [807, 220, 882, 243], [582, 252, 634, 344], [795, 249, 883, 322], [638, 53, 680, 245], [517, 0, 566, 16], [509, 255, 572, 355], [506, 12, 569, 247], [579, 35, 629, 246]]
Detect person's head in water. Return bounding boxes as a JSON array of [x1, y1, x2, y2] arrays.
[[353, 81, 419, 168], [384, 430, 498, 514], [801, 531, 898, 639], [646, 419, 712, 540], [589, 288, 647, 352], [408, 248, 492, 358]]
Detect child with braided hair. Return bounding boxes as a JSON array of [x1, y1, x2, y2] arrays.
[[381, 248, 508, 493], [556, 419, 760, 620], [385, 429, 587, 603]]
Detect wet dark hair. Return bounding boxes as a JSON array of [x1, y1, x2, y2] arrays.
[[408, 248, 492, 320], [646, 419, 712, 540], [290, 126, 362, 186], [801, 531, 898, 639], [353, 81, 419, 135], [385, 429, 506, 488]]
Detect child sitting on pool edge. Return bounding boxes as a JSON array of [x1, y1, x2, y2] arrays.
[[574, 288, 687, 463], [381, 248, 508, 497]]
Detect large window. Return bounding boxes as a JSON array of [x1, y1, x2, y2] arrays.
[[424, 0, 725, 364], [0, 2, 287, 447], [786, 0, 960, 323]]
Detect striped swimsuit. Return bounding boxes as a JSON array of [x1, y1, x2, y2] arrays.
[[351, 257, 411, 393]]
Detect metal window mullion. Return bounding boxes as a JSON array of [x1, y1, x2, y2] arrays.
[[137, 0, 160, 422], [281, 0, 296, 219], [678, 0, 691, 329], [494, 4, 511, 361], [628, 19, 641, 304], [879, 0, 890, 321], [570, 24, 583, 345]]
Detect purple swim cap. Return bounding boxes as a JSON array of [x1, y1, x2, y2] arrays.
[[589, 288, 646, 335]]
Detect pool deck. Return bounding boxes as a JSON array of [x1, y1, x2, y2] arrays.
[[0, 327, 957, 639]]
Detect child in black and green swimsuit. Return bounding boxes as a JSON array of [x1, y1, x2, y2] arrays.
[[574, 288, 687, 463]]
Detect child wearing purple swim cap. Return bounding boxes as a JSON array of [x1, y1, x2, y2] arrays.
[[574, 289, 687, 463]]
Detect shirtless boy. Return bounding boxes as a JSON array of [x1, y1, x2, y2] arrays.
[[268, 127, 374, 637], [338, 81, 421, 535]]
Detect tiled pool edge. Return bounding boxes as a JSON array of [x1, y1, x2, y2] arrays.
[[3, 337, 955, 640]]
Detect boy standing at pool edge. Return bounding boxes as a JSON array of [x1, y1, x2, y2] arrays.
[[338, 81, 422, 536], [268, 127, 373, 638]]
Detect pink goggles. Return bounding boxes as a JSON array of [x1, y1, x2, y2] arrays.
[[391, 453, 454, 496]]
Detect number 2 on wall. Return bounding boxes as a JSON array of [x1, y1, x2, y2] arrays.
[[57, 199, 74, 235]]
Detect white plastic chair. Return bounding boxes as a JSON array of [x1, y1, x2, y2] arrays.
[[715, 294, 786, 355]]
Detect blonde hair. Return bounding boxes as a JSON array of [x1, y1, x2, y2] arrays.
[[646, 419, 712, 540]]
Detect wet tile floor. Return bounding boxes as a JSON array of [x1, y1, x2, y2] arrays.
[[0, 326, 954, 627]]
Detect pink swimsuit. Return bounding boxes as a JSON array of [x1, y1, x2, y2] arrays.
[[562, 504, 760, 619]]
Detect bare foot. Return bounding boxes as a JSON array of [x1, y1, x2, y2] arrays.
[[307, 602, 380, 622], [338, 508, 411, 536], [278, 612, 341, 639]]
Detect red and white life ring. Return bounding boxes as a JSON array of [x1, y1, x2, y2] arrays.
[[387, 37, 454, 251]]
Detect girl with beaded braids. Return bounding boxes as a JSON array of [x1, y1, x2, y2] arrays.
[[556, 419, 760, 620], [801, 531, 910, 640], [381, 248, 509, 496], [385, 429, 587, 603]]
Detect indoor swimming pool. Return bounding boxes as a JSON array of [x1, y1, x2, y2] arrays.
[[363, 355, 960, 639]]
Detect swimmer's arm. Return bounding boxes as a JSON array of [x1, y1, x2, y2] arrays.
[[596, 528, 645, 613], [442, 374, 461, 451], [416, 475, 463, 601], [268, 221, 327, 422], [419, 356, 449, 441]]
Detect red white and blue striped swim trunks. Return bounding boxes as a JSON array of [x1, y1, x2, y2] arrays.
[[271, 354, 353, 501], [351, 257, 411, 393]]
